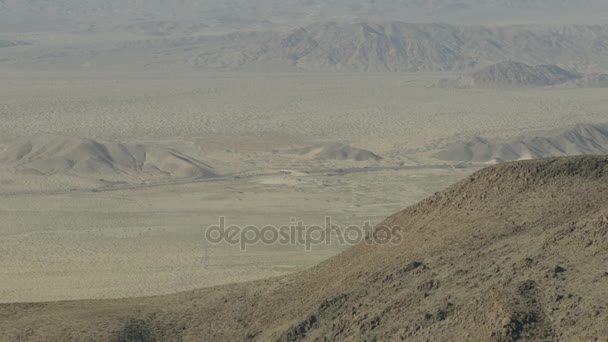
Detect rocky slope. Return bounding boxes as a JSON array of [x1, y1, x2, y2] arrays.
[[1, 155, 607, 341]]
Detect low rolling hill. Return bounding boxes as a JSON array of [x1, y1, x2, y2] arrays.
[[434, 123, 608, 163], [0, 134, 217, 180], [293, 143, 383, 161]]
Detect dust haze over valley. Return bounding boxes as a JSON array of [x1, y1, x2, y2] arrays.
[[1, 1, 608, 341]]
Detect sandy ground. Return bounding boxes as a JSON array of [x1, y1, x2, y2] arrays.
[[0, 167, 469, 302], [1, 71, 607, 150], [1, 71, 607, 303]]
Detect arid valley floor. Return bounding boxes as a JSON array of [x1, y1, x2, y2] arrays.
[[1, 70, 607, 308]]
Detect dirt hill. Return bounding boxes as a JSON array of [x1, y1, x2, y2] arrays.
[[1, 155, 607, 341], [433, 123, 608, 163], [0, 134, 217, 180], [294, 143, 382, 161]]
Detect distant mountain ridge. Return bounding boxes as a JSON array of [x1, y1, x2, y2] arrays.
[[165, 22, 608, 72], [1, 0, 607, 32], [12, 21, 606, 73], [437, 61, 583, 88]]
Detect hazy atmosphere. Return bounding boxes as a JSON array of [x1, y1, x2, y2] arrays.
[[1, 1, 607, 341]]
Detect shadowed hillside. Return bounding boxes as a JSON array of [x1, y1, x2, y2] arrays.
[[1, 155, 606, 341]]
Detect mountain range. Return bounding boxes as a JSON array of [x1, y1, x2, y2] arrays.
[[4, 22, 608, 73], [1, 0, 607, 32]]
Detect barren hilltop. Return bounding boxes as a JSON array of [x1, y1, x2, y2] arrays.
[[2, 155, 607, 341]]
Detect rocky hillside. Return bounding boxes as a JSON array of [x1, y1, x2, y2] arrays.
[[2, 155, 607, 341]]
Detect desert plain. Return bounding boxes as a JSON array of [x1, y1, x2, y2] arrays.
[[0, 1, 607, 339], [0, 70, 607, 304]]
